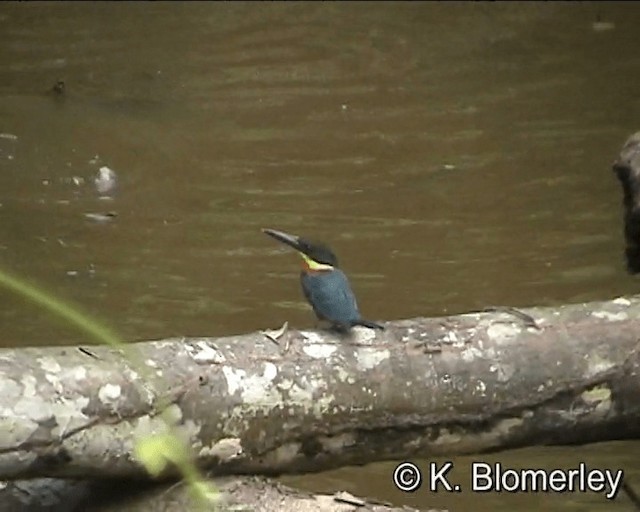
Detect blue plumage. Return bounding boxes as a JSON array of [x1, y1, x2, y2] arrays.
[[301, 269, 360, 329]]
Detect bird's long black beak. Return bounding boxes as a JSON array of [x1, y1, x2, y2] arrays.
[[262, 228, 304, 252]]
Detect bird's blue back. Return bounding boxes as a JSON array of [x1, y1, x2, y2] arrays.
[[300, 269, 360, 327]]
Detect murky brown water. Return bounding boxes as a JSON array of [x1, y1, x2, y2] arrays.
[[1, 2, 639, 510]]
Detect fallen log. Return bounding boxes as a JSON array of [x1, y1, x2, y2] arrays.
[[0, 478, 100, 512], [1, 296, 639, 482], [0, 476, 428, 512]]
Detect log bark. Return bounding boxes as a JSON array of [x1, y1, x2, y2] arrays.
[[1, 296, 640, 481]]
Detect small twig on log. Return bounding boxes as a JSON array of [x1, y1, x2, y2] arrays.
[[482, 306, 540, 330]]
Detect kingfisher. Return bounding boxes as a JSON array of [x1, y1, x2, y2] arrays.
[[262, 228, 384, 332]]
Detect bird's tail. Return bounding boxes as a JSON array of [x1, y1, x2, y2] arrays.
[[352, 319, 385, 330]]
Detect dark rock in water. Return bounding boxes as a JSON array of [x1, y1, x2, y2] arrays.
[[612, 132, 640, 274]]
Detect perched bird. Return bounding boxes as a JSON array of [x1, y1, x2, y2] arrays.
[[262, 228, 384, 332]]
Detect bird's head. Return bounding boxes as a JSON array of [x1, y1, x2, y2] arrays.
[[262, 228, 338, 271]]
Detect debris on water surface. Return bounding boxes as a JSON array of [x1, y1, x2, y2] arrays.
[[84, 211, 118, 223], [51, 80, 65, 95], [95, 166, 117, 196], [592, 13, 615, 32]]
